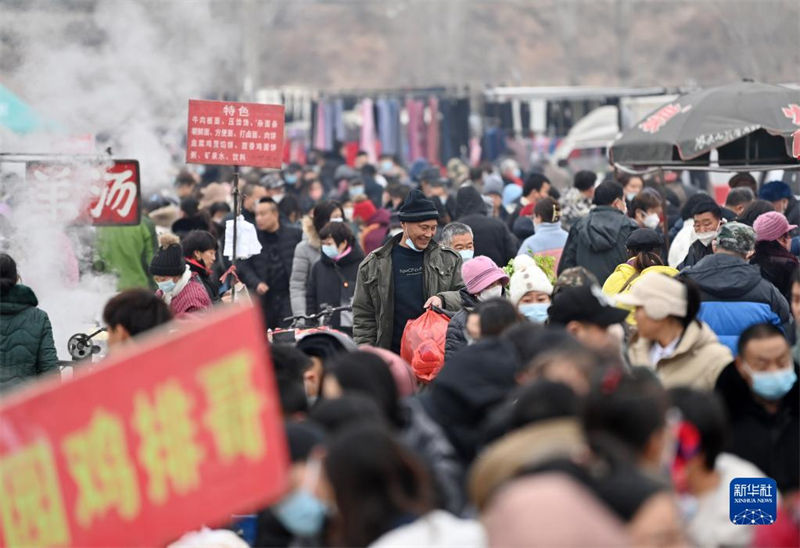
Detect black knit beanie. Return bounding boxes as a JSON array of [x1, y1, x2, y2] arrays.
[[398, 189, 439, 222], [149, 233, 185, 277]]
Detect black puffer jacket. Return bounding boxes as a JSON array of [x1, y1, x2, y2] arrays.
[[715, 362, 799, 492], [455, 186, 518, 268], [444, 288, 479, 359], [420, 337, 520, 467], [558, 205, 638, 284], [237, 223, 302, 329], [306, 245, 365, 333]]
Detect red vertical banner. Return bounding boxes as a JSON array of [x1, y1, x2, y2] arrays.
[[0, 305, 289, 547], [186, 100, 285, 168]]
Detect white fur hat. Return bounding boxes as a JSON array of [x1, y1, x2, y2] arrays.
[[509, 255, 553, 305]]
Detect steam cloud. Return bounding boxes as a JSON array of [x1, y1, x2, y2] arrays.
[[1, 0, 237, 359]]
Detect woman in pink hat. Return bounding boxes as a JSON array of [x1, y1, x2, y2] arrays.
[[444, 255, 509, 359], [751, 211, 798, 302]]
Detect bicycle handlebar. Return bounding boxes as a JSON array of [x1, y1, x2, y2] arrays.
[[282, 305, 353, 326]]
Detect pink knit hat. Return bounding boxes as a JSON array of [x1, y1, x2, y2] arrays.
[[753, 211, 797, 242], [462, 255, 509, 295]]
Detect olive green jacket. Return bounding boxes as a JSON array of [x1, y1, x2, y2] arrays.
[[352, 234, 464, 349]]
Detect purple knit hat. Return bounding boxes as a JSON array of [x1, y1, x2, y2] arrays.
[[462, 255, 509, 295], [753, 211, 797, 242]]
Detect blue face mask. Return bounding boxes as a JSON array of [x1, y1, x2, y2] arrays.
[[322, 244, 339, 259], [350, 185, 365, 196], [381, 160, 394, 173], [746, 365, 797, 401], [273, 489, 327, 537], [519, 302, 549, 324], [285, 173, 298, 185], [459, 249, 474, 261], [157, 279, 176, 293], [405, 237, 424, 252]]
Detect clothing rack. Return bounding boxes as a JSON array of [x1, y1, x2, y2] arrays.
[[317, 85, 470, 100]]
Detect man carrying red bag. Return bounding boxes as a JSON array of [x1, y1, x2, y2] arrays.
[[353, 189, 464, 353]]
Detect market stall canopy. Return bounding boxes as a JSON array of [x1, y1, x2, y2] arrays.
[[0, 83, 57, 134], [609, 81, 800, 170]]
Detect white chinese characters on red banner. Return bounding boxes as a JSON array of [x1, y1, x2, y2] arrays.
[[25, 160, 141, 226], [186, 100, 285, 168]]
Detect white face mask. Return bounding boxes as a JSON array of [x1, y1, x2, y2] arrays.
[[696, 231, 717, 246], [477, 285, 503, 301], [643, 213, 660, 229]]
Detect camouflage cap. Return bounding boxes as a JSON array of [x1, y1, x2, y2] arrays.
[[715, 221, 755, 255], [553, 266, 599, 297]]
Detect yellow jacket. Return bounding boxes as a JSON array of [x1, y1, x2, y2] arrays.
[[603, 264, 679, 324]]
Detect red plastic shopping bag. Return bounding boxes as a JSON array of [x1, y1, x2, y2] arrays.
[[400, 308, 450, 382]]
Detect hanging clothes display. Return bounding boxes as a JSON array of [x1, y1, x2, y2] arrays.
[[484, 102, 514, 132], [439, 98, 471, 164], [333, 98, 345, 142], [406, 98, 425, 163], [314, 101, 327, 150], [482, 127, 507, 162], [360, 98, 378, 164], [286, 127, 308, 165], [324, 100, 337, 148], [426, 96, 440, 166], [511, 99, 522, 137], [308, 89, 475, 165], [469, 137, 482, 167], [377, 98, 402, 157]]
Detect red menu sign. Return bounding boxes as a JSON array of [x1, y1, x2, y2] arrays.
[[25, 159, 141, 226], [186, 100, 285, 168], [0, 305, 289, 547]]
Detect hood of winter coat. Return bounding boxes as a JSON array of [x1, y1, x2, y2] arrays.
[[368, 208, 391, 227], [302, 215, 321, 249], [683, 253, 763, 299], [0, 284, 38, 314], [455, 186, 488, 219], [427, 337, 519, 417], [148, 204, 181, 228], [583, 206, 632, 253]]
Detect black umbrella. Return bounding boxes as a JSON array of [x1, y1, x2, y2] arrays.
[[610, 81, 800, 169]]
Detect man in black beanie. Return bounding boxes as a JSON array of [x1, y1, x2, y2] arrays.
[[352, 189, 465, 352]]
